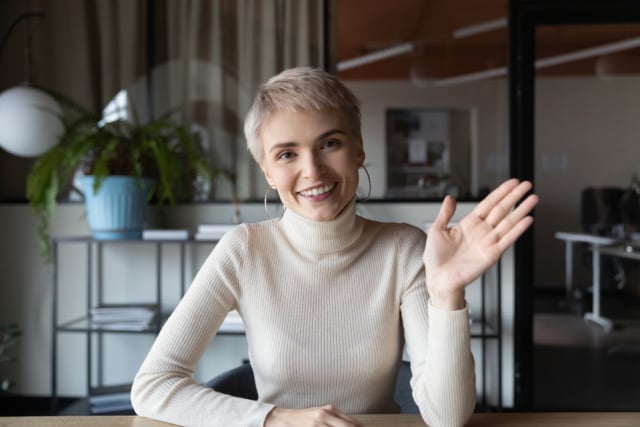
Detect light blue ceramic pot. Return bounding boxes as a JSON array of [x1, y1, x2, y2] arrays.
[[81, 176, 154, 240]]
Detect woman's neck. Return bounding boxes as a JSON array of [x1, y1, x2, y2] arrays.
[[279, 200, 363, 254]]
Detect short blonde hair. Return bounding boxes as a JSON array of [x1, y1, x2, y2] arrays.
[[244, 67, 362, 163]]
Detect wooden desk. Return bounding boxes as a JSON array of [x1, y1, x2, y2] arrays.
[[357, 413, 640, 426], [1, 413, 640, 426]]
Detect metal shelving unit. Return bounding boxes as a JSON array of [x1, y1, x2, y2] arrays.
[[50, 236, 220, 415]]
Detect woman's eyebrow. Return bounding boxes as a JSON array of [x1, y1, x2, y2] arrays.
[[268, 129, 348, 153], [317, 128, 347, 140], [268, 141, 297, 153]]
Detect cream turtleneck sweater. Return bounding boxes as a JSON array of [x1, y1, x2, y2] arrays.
[[131, 201, 476, 427]]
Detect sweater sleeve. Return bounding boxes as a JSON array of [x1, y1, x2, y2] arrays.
[[399, 229, 476, 427], [131, 226, 275, 427]]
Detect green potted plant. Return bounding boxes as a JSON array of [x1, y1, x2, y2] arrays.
[[26, 92, 215, 260]]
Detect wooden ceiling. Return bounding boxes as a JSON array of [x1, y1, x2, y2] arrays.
[[336, 0, 640, 81]]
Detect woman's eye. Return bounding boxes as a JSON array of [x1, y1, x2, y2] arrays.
[[322, 139, 341, 149], [277, 151, 293, 160]]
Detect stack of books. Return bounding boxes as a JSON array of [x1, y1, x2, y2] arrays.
[[90, 306, 156, 331], [142, 229, 190, 240], [195, 224, 236, 240], [89, 384, 132, 414]]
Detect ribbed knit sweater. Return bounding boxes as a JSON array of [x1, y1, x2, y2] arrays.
[[131, 201, 476, 427]]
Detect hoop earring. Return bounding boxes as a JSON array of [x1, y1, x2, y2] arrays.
[[264, 186, 285, 219], [264, 186, 274, 218], [358, 165, 371, 202]]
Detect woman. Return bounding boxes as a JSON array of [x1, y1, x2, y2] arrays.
[[131, 67, 538, 427]]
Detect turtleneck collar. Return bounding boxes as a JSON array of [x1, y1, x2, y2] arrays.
[[278, 199, 364, 254]]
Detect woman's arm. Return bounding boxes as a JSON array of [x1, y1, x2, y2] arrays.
[[400, 261, 476, 427], [403, 179, 538, 426], [131, 228, 274, 427]]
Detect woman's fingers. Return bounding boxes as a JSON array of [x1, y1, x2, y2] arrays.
[[487, 181, 533, 227], [492, 192, 538, 233], [472, 178, 521, 221], [493, 193, 539, 249], [474, 180, 534, 228], [327, 414, 364, 426], [431, 194, 457, 232], [320, 405, 364, 427], [264, 405, 364, 427]]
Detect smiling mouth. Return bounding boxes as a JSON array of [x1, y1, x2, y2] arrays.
[[298, 183, 337, 197]]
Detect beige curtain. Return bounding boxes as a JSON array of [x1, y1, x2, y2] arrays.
[[32, 0, 147, 114], [160, 0, 325, 200]]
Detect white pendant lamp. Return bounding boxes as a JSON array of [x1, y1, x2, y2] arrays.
[[0, 85, 63, 156], [0, 12, 64, 157]]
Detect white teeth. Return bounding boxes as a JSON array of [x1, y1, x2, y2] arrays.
[[300, 184, 335, 197]]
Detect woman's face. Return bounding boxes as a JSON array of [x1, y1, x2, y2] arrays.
[[259, 108, 365, 221]]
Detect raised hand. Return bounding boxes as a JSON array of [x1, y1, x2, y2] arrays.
[[424, 179, 539, 310]]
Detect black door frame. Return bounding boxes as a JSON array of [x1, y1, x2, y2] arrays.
[[509, 0, 640, 410]]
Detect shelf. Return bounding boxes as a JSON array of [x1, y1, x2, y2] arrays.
[[385, 185, 445, 199], [470, 321, 500, 338], [57, 316, 161, 334], [58, 398, 135, 416], [57, 314, 246, 336], [53, 235, 220, 244], [89, 383, 133, 414], [388, 165, 446, 174]]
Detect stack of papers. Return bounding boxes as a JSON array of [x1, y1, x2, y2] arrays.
[[90, 306, 156, 331], [195, 224, 236, 240]]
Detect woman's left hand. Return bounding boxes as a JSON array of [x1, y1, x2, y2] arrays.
[[424, 179, 539, 310]]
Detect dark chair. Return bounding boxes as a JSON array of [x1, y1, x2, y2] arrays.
[[204, 360, 419, 413], [204, 362, 257, 400], [393, 361, 419, 413], [580, 187, 626, 291], [581, 187, 625, 236]]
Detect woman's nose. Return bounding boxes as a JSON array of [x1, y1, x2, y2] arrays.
[[301, 153, 326, 178]]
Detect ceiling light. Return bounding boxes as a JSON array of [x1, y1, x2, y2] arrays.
[[534, 36, 640, 69], [337, 42, 414, 71], [428, 36, 640, 87], [453, 17, 508, 39], [430, 67, 507, 87]]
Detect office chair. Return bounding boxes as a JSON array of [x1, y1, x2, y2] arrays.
[[204, 362, 257, 400], [580, 187, 626, 292], [204, 360, 419, 413], [393, 361, 419, 413], [581, 187, 625, 236]]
